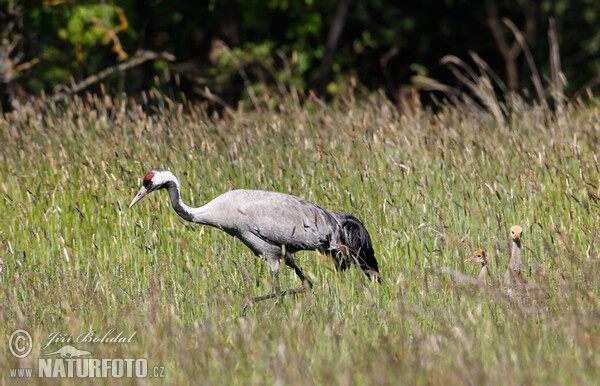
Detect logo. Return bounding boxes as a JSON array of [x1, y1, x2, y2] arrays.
[[41, 345, 91, 358], [9, 329, 33, 359], [8, 329, 165, 379]]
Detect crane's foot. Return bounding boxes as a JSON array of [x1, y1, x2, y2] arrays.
[[241, 282, 312, 315], [241, 297, 254, 315]]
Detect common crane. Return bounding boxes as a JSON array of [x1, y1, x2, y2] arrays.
[[465, 249, 490, 286], [129, 169, 380, 310], [503, 225, 549, 309]]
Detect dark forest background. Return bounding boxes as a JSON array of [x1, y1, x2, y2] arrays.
[[1, 0, 600, 111]]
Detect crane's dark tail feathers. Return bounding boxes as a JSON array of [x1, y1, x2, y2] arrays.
[[331, 212, 381, 283]]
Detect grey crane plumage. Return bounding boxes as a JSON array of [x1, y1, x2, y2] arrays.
[[129, 169, 380, 309]]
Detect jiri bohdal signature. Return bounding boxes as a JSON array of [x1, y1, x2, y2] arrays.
[[40, 329, 137, 351]]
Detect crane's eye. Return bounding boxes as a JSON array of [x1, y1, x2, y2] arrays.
[[143, 172, 154, 188]]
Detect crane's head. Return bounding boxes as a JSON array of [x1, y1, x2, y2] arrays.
[[510, 225, 523, 243], [129, 169, 174, 208], [465, 249, 488, 265]]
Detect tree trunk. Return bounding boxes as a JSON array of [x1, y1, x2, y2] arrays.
[[316, 0, 352, 92]]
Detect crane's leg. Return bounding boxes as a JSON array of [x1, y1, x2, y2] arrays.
[[242, 254, 281, 313], [242, 253, 312, 313], [284, 254, 313, 295]]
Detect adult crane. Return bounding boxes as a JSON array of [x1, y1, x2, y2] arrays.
[[129, 169, 381, 309]]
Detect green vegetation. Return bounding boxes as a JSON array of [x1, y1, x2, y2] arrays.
[[1, 94, 600, 384], [4, 1, 600, 107]]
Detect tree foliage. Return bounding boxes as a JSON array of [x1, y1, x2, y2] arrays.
[[2, 0, 600, 109]]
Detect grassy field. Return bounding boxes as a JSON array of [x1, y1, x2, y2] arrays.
[[1, 92, 600, 384]]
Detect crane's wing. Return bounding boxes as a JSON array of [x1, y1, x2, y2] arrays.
[[204, 190, 380, 281], [232, 190, 339, 252]]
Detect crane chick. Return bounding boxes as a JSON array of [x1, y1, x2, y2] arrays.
[[502, 225, 549, 309], [129, 169, 381, 310], [465, 249, 490, 286], [503, 225, 524, 297]]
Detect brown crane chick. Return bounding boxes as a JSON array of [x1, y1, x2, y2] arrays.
[[465, 249, 490, 285], [502, 225, 549, 309], [503, 225, 524, 297]]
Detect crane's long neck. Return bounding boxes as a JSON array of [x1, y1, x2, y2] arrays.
[[164, 180, 214, 226], [479, 263, 488, 285], [508, 239, 521, 272]]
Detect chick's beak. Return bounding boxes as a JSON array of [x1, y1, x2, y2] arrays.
[[129, 186, 148, 208], [465, 256, 480, 264]]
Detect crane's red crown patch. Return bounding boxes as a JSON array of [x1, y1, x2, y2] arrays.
[[143, 173, 154, 182]]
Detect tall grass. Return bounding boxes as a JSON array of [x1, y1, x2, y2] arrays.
[[1, 92, 600, 384]]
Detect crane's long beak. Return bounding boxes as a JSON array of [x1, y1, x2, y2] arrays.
[[129, 186, 148, 208]]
